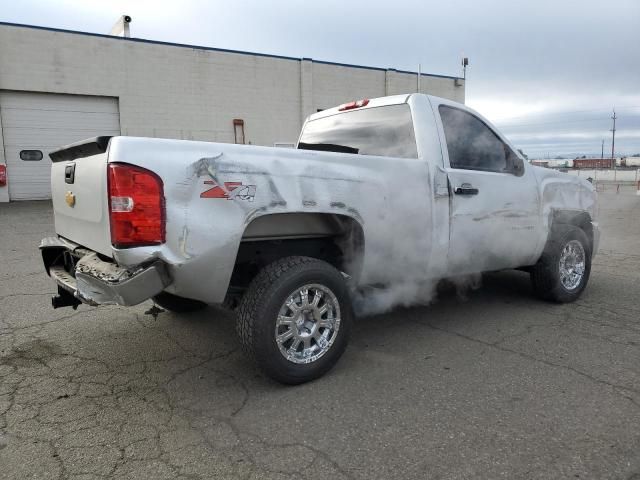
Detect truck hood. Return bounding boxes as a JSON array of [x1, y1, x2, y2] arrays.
[[530, 165, 598, 223]]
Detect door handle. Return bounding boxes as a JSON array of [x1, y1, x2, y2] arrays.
[[454, 183, 479, 195], [64, 163, 75, 184]]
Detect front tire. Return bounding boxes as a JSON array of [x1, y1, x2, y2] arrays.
[[237, 256, 353, 385], [530, 225, 592, 303]]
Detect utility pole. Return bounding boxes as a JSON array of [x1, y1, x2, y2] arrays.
[[417, 63, 421, 93], [601, 139, 604, 159], [610, 108, 617, 161]]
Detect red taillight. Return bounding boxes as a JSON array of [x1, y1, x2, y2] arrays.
[[338, 99, 370, 111], [108, 163, 165, 248]]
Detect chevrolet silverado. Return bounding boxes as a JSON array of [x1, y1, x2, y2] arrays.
[[40, 94, 599, 384]]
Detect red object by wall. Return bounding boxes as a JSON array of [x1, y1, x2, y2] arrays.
[[0, 164, 6, 187]]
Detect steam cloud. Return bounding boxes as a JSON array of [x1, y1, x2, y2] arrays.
[[351, 274, 483, 317]]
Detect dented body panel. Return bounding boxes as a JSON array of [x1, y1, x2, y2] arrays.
[[106, 134, 434, 303], [42, 93, 598, 306]]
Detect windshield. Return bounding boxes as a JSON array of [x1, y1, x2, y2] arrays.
[[298, 104, 418, 159]]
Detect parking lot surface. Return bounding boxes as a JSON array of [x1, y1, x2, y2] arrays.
[[1, 189, 639, 480]]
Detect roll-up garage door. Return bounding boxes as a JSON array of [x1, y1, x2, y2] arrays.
[[0, 91, 120, 200]]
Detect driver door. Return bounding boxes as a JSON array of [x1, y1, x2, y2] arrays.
[[437, 104, 541, 275]]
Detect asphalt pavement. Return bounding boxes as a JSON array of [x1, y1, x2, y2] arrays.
[[1, 188, 639, 479]]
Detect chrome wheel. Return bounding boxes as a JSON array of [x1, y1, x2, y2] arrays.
[[559, 240, 586, 291], [275, 284, 341, 364]]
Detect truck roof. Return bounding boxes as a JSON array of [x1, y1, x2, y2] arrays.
[[307, 94, 413, 122]]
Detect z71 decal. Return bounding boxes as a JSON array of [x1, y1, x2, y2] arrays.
[[200, 181, 256, 202]]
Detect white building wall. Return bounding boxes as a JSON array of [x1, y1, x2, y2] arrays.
[[419, 73, 464, 100], [0, 22, 465, 201], [312, 63, 387, 111]]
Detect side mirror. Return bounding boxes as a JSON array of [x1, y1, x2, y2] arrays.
[[513, 159, 523, 171], [505, 146, 524, 176]]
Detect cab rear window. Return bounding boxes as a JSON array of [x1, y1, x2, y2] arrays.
[[298, 104, 418, 159]]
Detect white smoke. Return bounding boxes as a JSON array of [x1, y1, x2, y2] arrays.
[[351, 273, 483, 317], [352, 281, 437, 317], [449, 273, 483, 300]]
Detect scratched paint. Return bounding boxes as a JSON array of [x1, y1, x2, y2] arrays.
[[102, 94, 597, 311]]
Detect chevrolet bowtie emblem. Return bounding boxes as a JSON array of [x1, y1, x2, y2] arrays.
[[65, 191, 76, 207]]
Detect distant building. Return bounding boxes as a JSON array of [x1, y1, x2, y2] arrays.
[[621, 156, 640, 167], [529, 159, 571, 168], [531, 160, 550, 168], [573, 158, 616, 169]]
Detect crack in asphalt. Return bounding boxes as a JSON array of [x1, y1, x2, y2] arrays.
[[415, 317, 640, 411]]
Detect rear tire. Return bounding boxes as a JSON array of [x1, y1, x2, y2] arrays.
[[530, 225, 591, 303], [152, 292, 207, 313], [237, 256, 352, 385]]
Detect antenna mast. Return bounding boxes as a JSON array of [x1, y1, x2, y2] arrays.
[[610, 108, 617, 160]]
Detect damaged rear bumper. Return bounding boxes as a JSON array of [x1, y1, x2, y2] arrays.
[[40, 236, 171, 307]]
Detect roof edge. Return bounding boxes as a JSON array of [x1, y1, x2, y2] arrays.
[[0, 21, 464, 81]]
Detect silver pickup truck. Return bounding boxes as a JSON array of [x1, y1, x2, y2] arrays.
[[41, 93, 599, 384]]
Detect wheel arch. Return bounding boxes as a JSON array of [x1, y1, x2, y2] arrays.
[[229, 212, 365, 291], [550, 209, 594, 249]]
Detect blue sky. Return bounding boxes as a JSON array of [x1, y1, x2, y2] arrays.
[[2, 0, 639, 159]]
